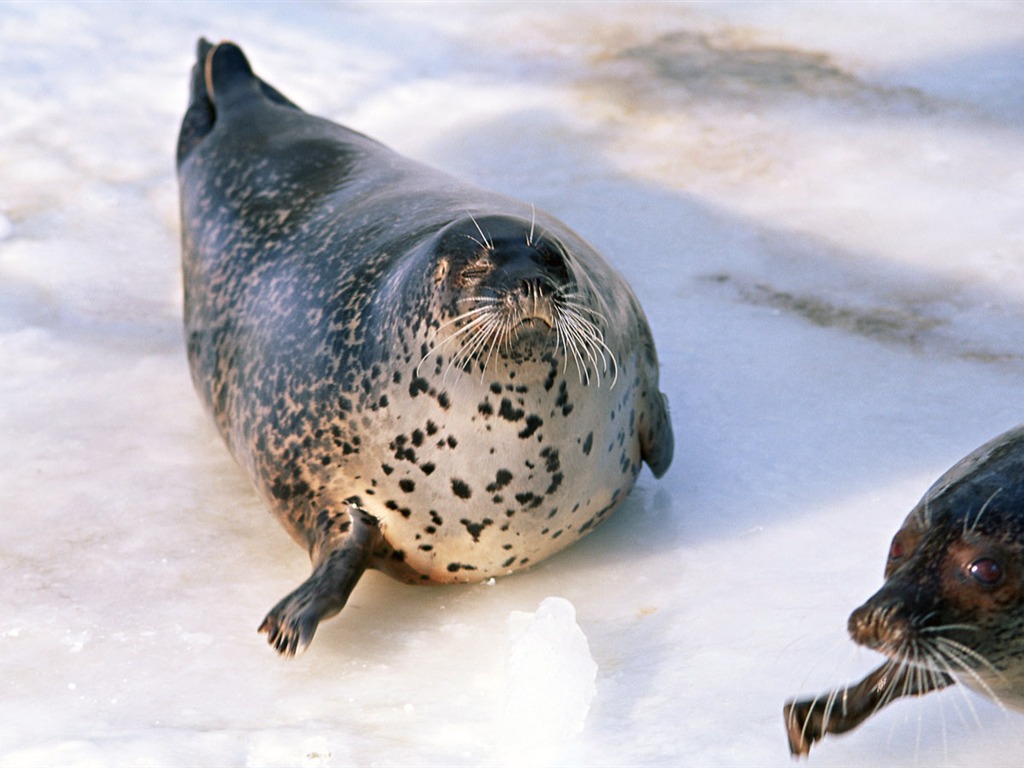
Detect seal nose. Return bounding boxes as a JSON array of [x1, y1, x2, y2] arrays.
[[848, 598, 908, 650], [493, 243, 570, 290]]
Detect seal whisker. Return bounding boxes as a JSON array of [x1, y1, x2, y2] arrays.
[[446, 311, 503, 382], [466, 311, 507, 375], [556, 293, 609, 322], [421, 307, 504, 377], [873, 659, 906, 714], [796, 691, 829, 748], [931, 636, 1006, 684], [819, 685, 844, 738], [928, 642, 992, 731], [966, 487, 1003, 535], [559, 316, 601, 383], [560, 305, 619, 388], [464, 211, 494, 252], [479, 309, 513, 380], [919, 623, 981, 635], [558, 312, 599, 386], [441, 313, 499, 380]]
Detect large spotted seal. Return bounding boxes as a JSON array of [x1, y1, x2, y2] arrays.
[[176, 40, 674, 655], [784, 425, 1024, 756]]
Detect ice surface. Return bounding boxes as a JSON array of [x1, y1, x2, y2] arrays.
[[2, 1, 1024, 766]]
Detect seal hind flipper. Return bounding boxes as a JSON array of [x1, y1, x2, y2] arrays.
[[203, 41, 264, 113], [176, 38, 300, 167], [175, 38, 216, 166], [258, 506, 380, 656]]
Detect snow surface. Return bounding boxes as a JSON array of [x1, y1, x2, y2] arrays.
[[2, 1, 1024, 765]]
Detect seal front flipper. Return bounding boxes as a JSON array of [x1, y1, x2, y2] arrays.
[[641, 391, 674, 478], [258, 505, 380, 656], [783, 664, 954, 756]]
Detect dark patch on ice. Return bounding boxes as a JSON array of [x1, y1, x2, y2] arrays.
[[611, 30, 935, 113], [703, 272, 1020, 364]]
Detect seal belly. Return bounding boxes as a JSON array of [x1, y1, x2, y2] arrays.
[[355, 356, 645, 582]]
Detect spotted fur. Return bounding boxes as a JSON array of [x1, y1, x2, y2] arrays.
[[177, 40, 674, 656]]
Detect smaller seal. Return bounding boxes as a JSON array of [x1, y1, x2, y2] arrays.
[[784, 425, 1024, 757]]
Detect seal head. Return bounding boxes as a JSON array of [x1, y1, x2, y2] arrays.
[[784, 425, 1024, 756], [177, 40, 674, 656]]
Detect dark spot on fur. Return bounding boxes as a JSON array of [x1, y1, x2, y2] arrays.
[[499, 398, 524, 422], [540, 446, 560, 474], [460, 518, 493, 542], [518, 414, 543, 439], [409, 377, 429, 397], [478, 400, 493, 416], [382, 463, 394, 475], [486, 469, 514, 493], [451, 478, 472, 499], [420, 462, 436, 475], [582, 432, 593, 455], [270, 478, 310, 502], [447, 562, 477, 573], [399, 478, 416, 493], [556, 381, 569, 407]]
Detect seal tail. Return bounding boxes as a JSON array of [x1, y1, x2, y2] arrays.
[[176, 38, 301, 168]]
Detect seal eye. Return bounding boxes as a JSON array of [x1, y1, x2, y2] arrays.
[[433, 259, 449, 284], [458, 259, 492, 285], [889, 539, 905, 560], [968, 557, 1003, 586]]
